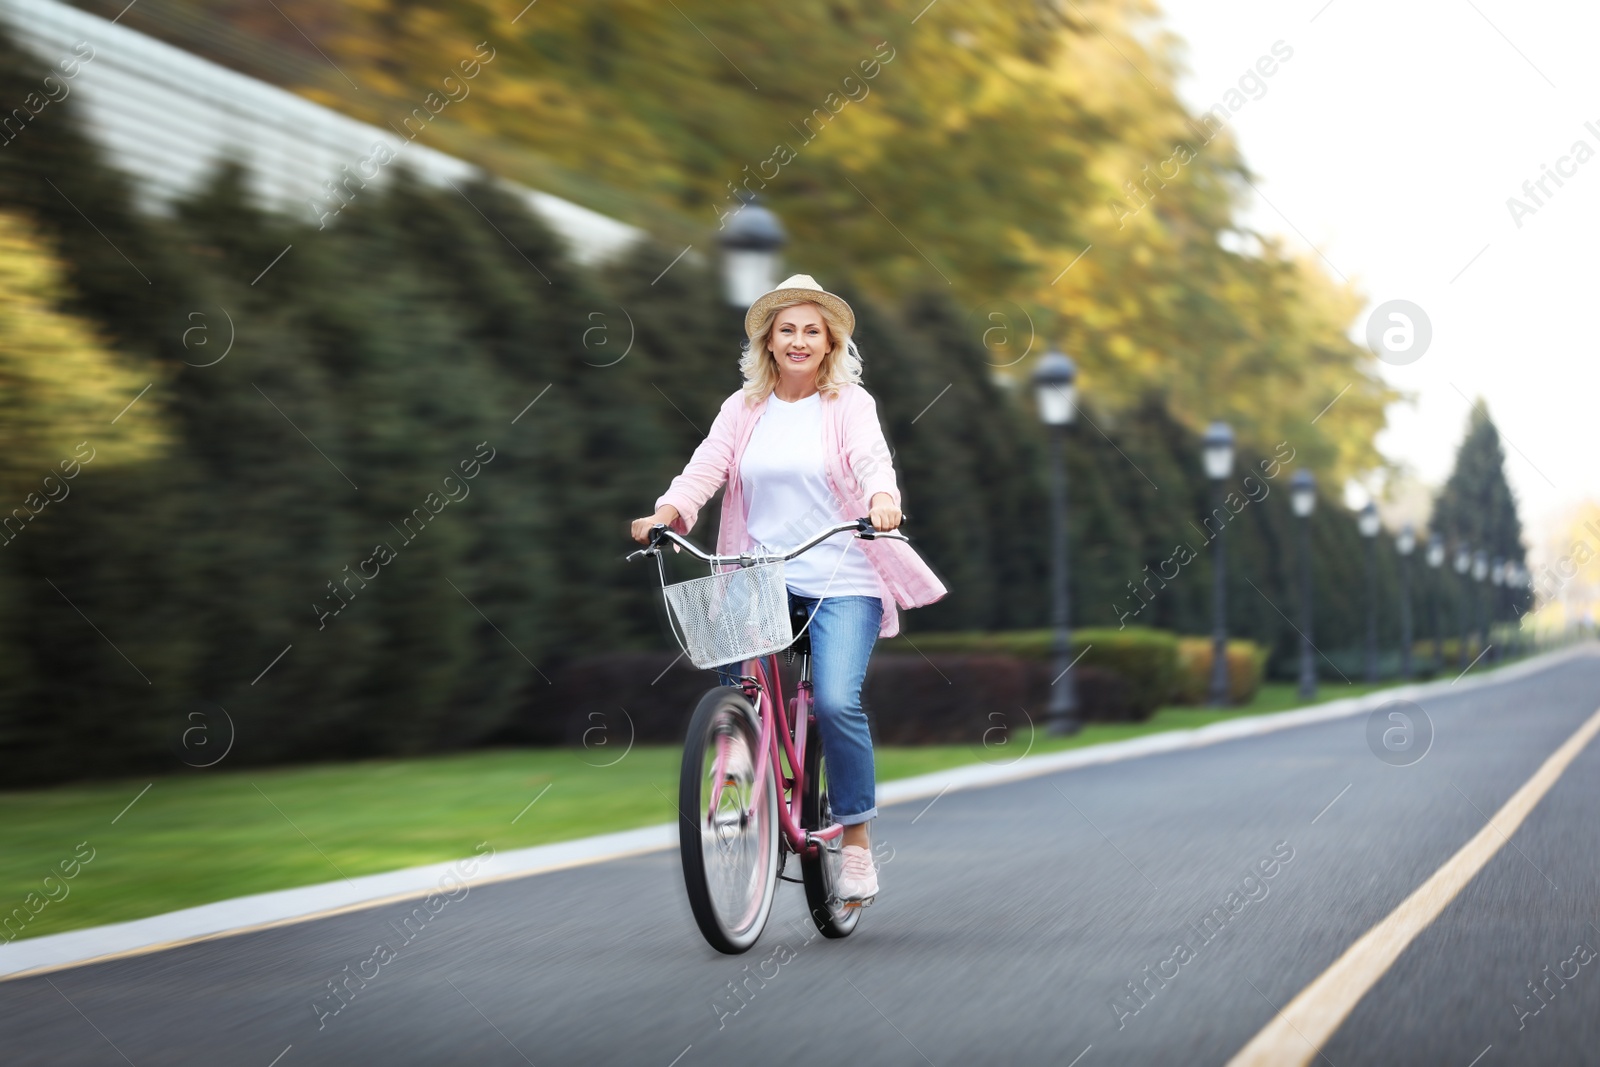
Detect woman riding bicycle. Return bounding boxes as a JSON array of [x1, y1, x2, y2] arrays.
[[630, 274, 947, 905]]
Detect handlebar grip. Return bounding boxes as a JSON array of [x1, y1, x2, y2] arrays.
[[647, 522, 684, 553], [855, 513, 909, 538]]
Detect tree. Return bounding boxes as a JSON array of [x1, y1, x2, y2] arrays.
[[1431, 402, 1525, 567], [0, 210, 164, 494], [87, 0, 1397, 477]]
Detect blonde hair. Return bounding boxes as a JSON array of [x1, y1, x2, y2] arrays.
[[739, 299, 863, 404]]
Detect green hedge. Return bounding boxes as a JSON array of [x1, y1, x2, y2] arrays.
[[885, 627, 1179, 720], [1172, 637, 1267, 705], [1420, 637, 1486, 670]]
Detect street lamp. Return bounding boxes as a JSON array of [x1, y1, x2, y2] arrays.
[[1454, 542, 1472, 670], [1397, 523, 1416, 680], [1509, 562, 1529, 654], [1202, 421, 1235, 706], [1506, 562, 1526, 653], [1426, 533, 1445, 674], [1491, 556, 1505, 661], [1473, 549, 1489, 665], [1500, 561, 1516, 657], [1033, 349, 1079, 735], [1290, 469, 1317, 700], [1359, 502, 1381, 683], [718, 192, 786, 308]]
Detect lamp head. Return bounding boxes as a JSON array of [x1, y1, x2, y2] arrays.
[[1289, 468, 1316, 518], [1201, 420, 1235, 480], [1031, 349, 1078, 427], [719, 193, 786, 307]]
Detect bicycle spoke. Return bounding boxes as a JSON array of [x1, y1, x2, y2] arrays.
[[696, 712, 772, 935], [678, 687, 780, 953]]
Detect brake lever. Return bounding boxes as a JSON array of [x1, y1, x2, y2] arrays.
[[625, 522, 671, 562]]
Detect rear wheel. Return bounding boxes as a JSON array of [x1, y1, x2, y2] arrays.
[[678, 686, 779, 954], [799, 716, 861, 938]]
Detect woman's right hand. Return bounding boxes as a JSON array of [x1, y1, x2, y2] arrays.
[[631, 505, 680, 544]]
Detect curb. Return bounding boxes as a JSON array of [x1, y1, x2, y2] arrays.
[[1, 643, 1588, 981], [0, 824, 675, 982]]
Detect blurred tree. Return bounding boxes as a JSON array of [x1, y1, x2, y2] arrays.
[[83, 0, 1397, 481], [1535, 501, 1600, 618], [0, 210, 165, 492], [0, 13, 1504, 781], [1431, 402, 1526, 570]]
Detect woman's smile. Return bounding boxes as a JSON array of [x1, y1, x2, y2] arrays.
[[770, 303, 829, 384]]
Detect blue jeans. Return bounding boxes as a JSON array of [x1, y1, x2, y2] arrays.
[[716, 592, 882, 824]]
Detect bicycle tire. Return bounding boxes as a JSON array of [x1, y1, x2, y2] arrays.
[[678, 686, 779, 954], [799, 717, 861, 938]]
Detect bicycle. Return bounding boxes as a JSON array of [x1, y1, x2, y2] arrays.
[[625, 516, 911, 954]]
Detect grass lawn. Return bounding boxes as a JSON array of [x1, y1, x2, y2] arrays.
[[0, 677, 1411, 942]]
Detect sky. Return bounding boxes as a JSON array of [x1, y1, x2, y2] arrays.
[[1150, 0, 1594, 562]]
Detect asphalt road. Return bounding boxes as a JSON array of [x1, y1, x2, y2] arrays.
[[5, 650, 1600, 1066]]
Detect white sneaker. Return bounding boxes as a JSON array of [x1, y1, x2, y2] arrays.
[[837, 844, 878, 906]]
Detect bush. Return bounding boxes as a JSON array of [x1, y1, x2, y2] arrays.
[[523, 643, 1173, 750], [1426, 637, 1486, 672], [1173, 637, 1266, 705], [522, 651, 1038, 747], [864, 653, 1035, 745], [515, 652, 723, 746], [1072, 666, 1138, 722], [884, 627, 1178, 721]]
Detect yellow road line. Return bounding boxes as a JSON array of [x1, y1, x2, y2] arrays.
[[1228, 704, 1600, 1067]]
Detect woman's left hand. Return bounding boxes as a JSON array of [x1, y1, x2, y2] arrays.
[[867, 492, 902, 532]]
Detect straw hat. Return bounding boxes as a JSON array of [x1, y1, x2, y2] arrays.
[[744, 274, 856, 341]]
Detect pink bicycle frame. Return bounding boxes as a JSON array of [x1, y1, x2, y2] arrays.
[[628, 517, 908, 854], [720, 653, 842, 858]]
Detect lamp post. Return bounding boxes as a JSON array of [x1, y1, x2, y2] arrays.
[[1513, 563, 1531, 653], [1473, 549, 1489, 664], [1290, 469, 1317, 700], [1202, 421, 1236, 706], [1506, 562, 1525, 654], [1454, 543, 1472, 669], [1426, 534, 1445, 674], [1397, 523, 1416, 680], [1491, 556, 1505, 662], [718, 192, 786, 310], [1359, 502, 1381, 683], [1033, 350, 1080, 736]]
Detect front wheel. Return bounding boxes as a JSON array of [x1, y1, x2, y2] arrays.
[[799, 717, 861, 938], [678, 686, 779, 954]]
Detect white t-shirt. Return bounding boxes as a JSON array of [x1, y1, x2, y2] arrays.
[[740, 391, 883, 600]]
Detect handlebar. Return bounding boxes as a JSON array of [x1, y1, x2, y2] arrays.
[[625, 516, 911, 566]]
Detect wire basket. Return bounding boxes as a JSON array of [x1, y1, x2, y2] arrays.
[[661, 559, 794, 670]]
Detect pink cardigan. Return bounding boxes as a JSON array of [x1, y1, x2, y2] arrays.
[[655, 382, 949, 638]]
